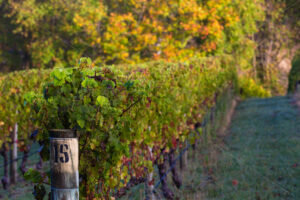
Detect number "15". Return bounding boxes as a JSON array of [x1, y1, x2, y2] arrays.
[[53, 144, 69, 163]]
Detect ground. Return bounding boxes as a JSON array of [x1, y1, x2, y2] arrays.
[[202, 95, 300, 199]]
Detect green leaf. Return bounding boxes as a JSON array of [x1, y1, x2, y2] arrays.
[[77, 119, 85, 128], [81, 78, 98, 88], [79, 57, 92, 68], [96, 95, 110, 107], [23, 91, 36, 106], [124, 80, 134, 90], [24, 168, 43, 183]]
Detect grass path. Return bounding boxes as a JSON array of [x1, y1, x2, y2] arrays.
[[204, 95, 300, 199]]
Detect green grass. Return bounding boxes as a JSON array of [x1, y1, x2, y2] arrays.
[[204, 95, 300, 199]]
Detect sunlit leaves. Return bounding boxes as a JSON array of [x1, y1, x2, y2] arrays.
[[0, 69, 50, 145], [96, 95, 110, 107]]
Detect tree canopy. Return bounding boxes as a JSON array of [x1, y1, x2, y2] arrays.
[[0, 0, 265, 71]]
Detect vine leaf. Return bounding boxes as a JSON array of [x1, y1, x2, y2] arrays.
[[96, 95, 110, 107], [77, 119, 85, 128]]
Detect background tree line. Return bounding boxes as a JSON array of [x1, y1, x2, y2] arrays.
[[0, 0, 299, 94]]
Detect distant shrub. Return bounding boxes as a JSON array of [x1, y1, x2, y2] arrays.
[[239, 77, 271, 99], [288, 55, 300, 93]]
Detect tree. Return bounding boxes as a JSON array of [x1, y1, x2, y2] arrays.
[[1, 0, 265, 71]]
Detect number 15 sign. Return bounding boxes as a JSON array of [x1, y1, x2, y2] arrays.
[[50, 130, 79, 200]]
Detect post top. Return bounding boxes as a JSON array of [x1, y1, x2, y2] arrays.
[[49, 129, 77, 138]]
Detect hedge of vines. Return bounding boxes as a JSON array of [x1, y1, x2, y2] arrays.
[[15, 55, 237, 199], [0, 69, 50, 149]]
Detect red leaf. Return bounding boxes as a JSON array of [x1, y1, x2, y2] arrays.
[[232, 179, 238, 186], [171, 137, 177, 148], [292, 163, 298, 168]]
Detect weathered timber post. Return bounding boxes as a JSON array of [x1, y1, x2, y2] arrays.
[[50, 129, 79, 200], [10, 122, 18, 184], [145, 147, 156, 200]]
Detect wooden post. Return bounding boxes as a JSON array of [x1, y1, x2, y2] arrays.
[[50, 129, 79, 200], [145, 147, 156, 200], [10, 122, 18, 184]]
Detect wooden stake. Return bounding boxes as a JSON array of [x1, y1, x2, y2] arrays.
[[50, 129, 79, 200], [145, 147, 156, 200], [10, 123, 18, 184]]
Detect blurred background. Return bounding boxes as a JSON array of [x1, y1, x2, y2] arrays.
[[0, 0, 299, 94]]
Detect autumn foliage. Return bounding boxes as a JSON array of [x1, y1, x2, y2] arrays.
[[1, 0, 264, 69]]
